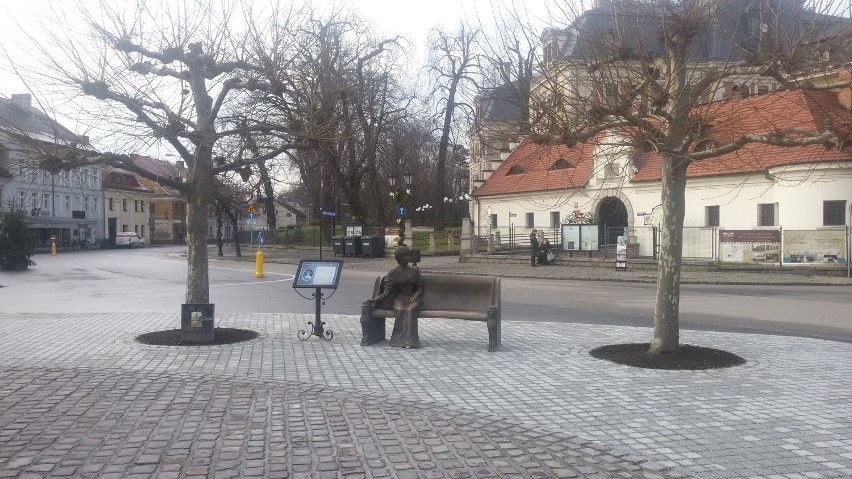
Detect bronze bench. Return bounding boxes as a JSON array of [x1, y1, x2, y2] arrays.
[[360, 273, 501, 351]]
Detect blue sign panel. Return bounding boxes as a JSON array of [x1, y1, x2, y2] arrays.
[[397, 206, 406, 216], [247, 213, 256, 219], [257, 232, 265, 246], [321, 211, 336, 217]]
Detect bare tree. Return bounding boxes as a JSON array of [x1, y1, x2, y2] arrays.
[[428, 25, 481, 231], [256, 11, 410, 228], [23, 2, 305, 308], [530, 0, 852, 353]]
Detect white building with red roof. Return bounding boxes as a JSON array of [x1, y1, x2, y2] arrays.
[[471, 89, 852, 261]]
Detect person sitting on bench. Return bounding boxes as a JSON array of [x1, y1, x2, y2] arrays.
[[362, 245, 424, 349]]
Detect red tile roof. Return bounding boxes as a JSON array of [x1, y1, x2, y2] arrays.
[[475, 89, 852, 196], [473, 136, 600, 196]]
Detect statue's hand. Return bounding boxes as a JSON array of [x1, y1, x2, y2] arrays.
[[362, 299, 375, 308]]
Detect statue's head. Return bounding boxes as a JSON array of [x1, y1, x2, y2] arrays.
[[394, 245, 411, 264]]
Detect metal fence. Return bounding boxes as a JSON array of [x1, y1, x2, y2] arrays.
[[473, 223, 851, 267]]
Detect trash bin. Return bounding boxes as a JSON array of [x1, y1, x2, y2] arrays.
[[360, 236, 385, 258], [343, 236, 362, 257], [331, 236, 344, 257]]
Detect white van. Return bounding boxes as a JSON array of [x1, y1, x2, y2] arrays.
[[115, 232, 145, 248]]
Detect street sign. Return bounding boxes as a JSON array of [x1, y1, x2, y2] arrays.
[[247, 213, 256, 220], [247, 205, 256, 214], [397, 206, 406, 216], [257, 232, 265, 246], [321, 211, 336, 217]]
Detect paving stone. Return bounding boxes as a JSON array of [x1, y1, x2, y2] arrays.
[[0, 312, 850, 479]]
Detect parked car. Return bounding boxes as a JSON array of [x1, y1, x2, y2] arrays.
[[115, 232, 145, 248]]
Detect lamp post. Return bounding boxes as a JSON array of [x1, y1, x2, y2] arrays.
[[389, 170, 413, 243]]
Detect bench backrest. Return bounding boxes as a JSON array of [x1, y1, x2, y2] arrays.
[[372, 273, 500, 312]]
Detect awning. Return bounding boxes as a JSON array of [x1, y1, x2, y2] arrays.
[[27, 218, 97, 229]]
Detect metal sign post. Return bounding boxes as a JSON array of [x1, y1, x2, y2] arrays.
[[293, 260, 344, 341], [321, 211, 336, 260]]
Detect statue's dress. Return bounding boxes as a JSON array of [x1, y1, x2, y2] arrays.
[[385, 265, 424, 348]]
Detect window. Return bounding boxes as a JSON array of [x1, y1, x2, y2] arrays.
[[141, 202, 145, 213], [550, 211, 560, 228], [141, 225, 145, 237], [65, 196, 71, 212], [548, 159, 574, 171], [525, 212, 534, 228], [122, 225, 128, 232], [94, 197, 98, 214], [823, 200, 846, 226], [506, 165, 528, 175], [31, 192, 37, 208], [757, 203, 776, 226], [18, 191, 25, 207], [84, 196, 89, 212], [122, 199, 127, 212], [135, 200, 139, 212], [42, 193, 50, 209], [604, 162, 621, 177], [705, 205, 720, 227], [108, 198, 114, 211], [490, 214, 497, 228]]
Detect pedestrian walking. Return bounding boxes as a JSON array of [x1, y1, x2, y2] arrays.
[[529, 229, 539, 267]]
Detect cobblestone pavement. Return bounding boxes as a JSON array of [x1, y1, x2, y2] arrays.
[[1, 311, 851, 478]]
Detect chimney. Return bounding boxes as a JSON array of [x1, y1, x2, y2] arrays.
[[10, 94, 31, 108]]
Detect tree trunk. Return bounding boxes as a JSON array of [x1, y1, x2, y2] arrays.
[[215, 208, 224, 257], [258, 162, 277, 231], [228, 210, 241, 258], [651, 154, 688, 353], [184, 174, 210, 304], [435, 82, 457, 232]]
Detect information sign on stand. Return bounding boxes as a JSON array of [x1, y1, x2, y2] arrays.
[[615, 235, 628, 271], [293, 260, 344, 341]]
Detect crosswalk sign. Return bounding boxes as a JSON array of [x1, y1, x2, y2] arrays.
[[247, 205, 257, 214]]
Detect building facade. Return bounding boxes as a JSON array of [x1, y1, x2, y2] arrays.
[[0, 94, 103, 249], [131, 155, 187, 244], [102, 167, 152, 244]]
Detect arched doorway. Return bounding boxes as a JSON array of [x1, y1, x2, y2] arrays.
[[597, 197, 628, 246]]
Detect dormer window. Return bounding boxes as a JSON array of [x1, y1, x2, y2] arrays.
[[506, 165, 528, 175], [548, 158, 575, 170]]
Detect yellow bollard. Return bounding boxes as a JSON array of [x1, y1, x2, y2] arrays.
[[255, 250, 265, 278], [51, 241, 56, 256]]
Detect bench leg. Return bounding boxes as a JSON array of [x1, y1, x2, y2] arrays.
[[487, 313, 501, 352]]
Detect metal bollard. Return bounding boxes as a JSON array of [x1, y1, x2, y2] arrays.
[[51, 241, 56, 256], [255, 250, 265, 278]]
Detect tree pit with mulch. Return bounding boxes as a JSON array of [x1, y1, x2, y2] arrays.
[[136, 328, 259, 346], [590, 343, 746, 370]]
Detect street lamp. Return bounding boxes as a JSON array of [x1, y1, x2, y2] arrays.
[[388, 170, 413, 242]]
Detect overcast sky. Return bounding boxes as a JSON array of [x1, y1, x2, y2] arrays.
[[0, 0, 566, 156], [0, 0, 566, 92]]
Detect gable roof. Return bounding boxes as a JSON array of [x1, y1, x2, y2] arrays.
[[475, 89, 852, 196], [633, 89, 852, 182], [473, 136, 600, 197], [102, 166, 150, 193], [547, 0, 849, 65], [131, 154, 183, 196], [0, 94, 87, 146]]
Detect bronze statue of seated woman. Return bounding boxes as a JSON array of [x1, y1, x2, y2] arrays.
[[361, 245, 424, 349]]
